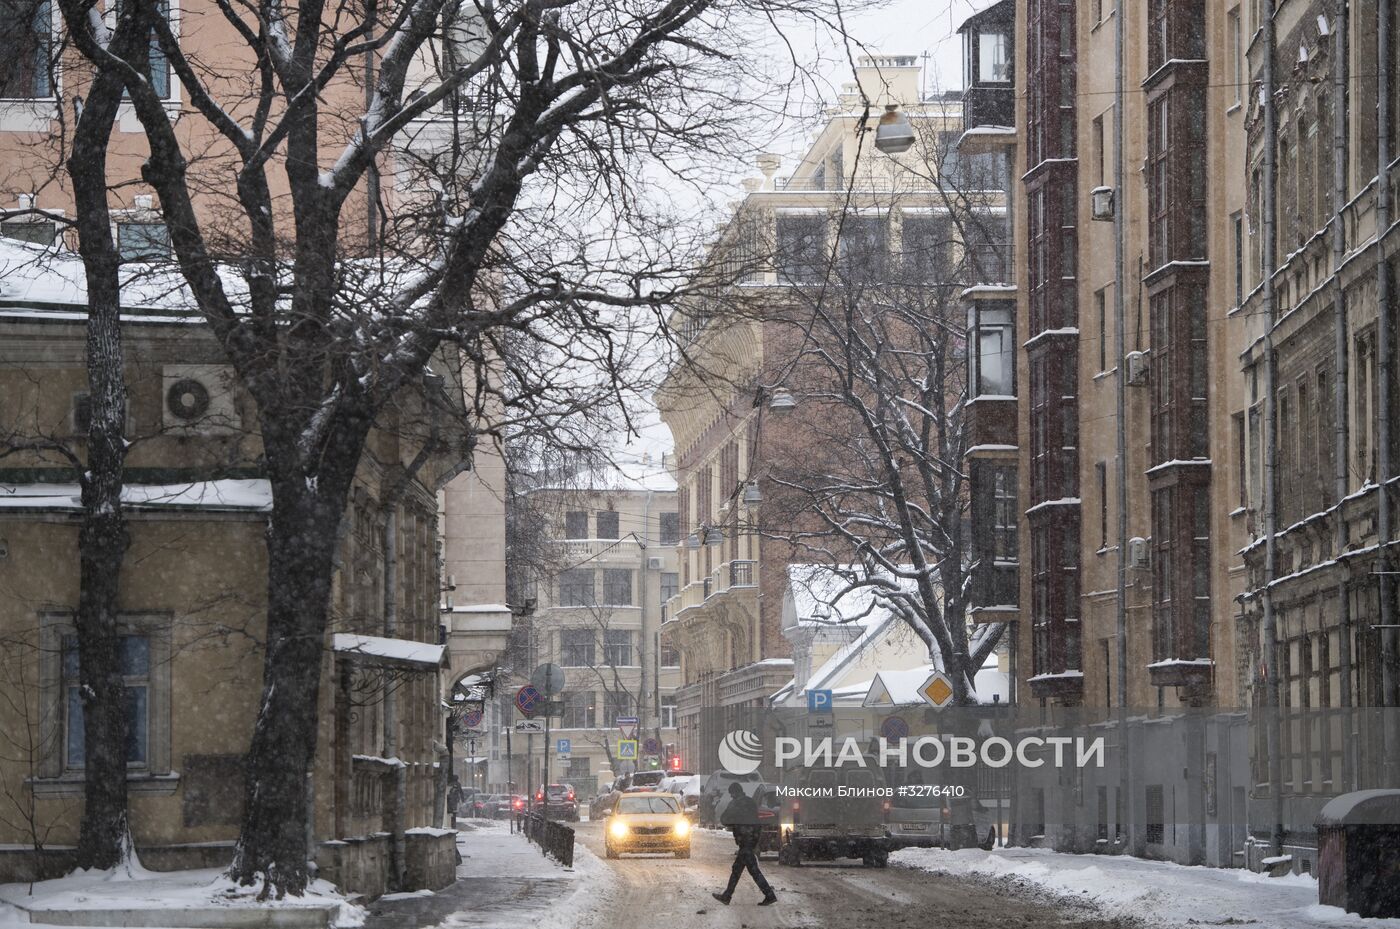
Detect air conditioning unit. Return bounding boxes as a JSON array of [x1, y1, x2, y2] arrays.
[[647, 556, 664, 570], [162, 365, 240, 434], [1090, 186, 1116, 221], [1127, 537, 1150, 570], [1125, 350, 1149, 386]]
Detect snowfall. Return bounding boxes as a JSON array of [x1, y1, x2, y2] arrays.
[[892, 845, 1400, 929]]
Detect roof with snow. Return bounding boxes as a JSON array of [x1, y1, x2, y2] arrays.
[[331, 633, 446, 669]]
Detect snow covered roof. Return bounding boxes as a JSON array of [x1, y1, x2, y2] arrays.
[[331, 633, 446, 669], [0, 480, 273, 513], [785, 564, 888, 628], [0, 237, 224, 313]]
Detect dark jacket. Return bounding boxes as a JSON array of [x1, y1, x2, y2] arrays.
[[721, 791, 760, 829]]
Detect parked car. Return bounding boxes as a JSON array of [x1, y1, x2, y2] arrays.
[[699, 769, 764, 827], [626, 770, 668, 791], [535, 783, 579, 821], [604, 792, 691, 859], [502, 794, 527, 818], [776, 763, 889, 867], [659, 774, 703, 822], [755, 784, 783, 856]]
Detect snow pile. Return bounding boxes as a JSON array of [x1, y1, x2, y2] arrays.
[[893, 846, 1400, 929], [0, 862, 363, 928]]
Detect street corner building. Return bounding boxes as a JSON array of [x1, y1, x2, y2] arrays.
[[0, 241, 512, 896]]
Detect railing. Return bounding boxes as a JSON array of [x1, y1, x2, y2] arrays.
[[702, 577, 713, 599], [522, 811, 575, 867], [729, 560, 755, 587], [556, 538, 640, 560]]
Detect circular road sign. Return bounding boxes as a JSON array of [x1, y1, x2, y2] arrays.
[[531, 663, 567, 695], [880, 715, 910, 742], [643, 737, 662, 755], [462, 708, 484, 730], [515, 684, 543, 717]]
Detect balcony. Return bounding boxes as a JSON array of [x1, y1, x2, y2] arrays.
[[962, 85, 1014, 135], [729, 560, 755, 587], [555, 537, 641, 562], [665, 561, 761, 627]]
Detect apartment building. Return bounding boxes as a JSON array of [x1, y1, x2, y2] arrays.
[[508, 438, 682, 794], [658, 53, 1010, 771], [989, 0, 1397, 872], [1235, 0, 1399, 871]]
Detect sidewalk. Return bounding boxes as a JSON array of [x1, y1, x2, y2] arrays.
[[364, 821, 604, 929], [892, 845, 1400, 929]]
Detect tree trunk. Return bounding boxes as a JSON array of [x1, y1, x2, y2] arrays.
[[228, 483, 345, 897], [68, 62, 134, 873]]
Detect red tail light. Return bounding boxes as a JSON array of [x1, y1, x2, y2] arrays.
[[567, 790, 575, 801]]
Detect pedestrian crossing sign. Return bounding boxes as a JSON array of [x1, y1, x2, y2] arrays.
[[617, 739, 638, 759]]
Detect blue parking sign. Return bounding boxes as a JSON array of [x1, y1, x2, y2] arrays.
[[807, 689, 833, 712], [557, 738, 571, 754]]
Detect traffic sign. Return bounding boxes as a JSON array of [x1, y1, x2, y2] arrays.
[[617, 739, 638, 759], [919, 672, 955, 709], [807, 689, 833, 712], [880, 715, 909, 741], [515, 684, 543, 717], [617, 716, 639, 739], [514, 719, 545, 733], [531, 663, 567, 694], [461, 708, 484, 730], [642, 737, 661, 755], [557, 738, 572, 754]]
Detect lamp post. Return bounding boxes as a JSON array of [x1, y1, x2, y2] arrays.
[[874, 104, 916, 155]]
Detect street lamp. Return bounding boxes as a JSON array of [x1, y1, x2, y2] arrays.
[[685, 531, 701, 549], [769, 388, 797, 412], [742, 482, 763, 506], [874, 104, 916, 155]]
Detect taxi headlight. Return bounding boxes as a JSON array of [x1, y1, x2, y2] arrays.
[[609, 819, 630, 840], [673, 819, 690, 837]]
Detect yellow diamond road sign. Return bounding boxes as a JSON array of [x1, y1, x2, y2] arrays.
[[920, 672, 955, 709]]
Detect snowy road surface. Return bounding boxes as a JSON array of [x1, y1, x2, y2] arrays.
[[569, 822, 1129, 929]]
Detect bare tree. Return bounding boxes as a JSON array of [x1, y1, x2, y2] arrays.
[[47, 0, 851, 894]]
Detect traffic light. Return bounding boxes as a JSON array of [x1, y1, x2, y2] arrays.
[[669, 755, 683, 771]]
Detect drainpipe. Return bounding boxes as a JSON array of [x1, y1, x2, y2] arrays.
[[1330, 0, 1355, 791], [1260, 0, 1286, 858], [1377, 0, 1398, 771], [1112, 0, 1131, 848]]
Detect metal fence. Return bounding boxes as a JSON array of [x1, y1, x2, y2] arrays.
[[522, 812, 575, 867]]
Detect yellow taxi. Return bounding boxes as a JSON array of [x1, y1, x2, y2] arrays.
[[604, 791, 691, 859]]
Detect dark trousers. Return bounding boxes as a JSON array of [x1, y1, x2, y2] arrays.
[[723, 833, 773, 897]]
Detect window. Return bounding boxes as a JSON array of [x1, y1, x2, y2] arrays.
[[603, 629, 633, 666], [1096, 288, 1108, 372], [659, 572, 679, 603], [117, 222, 170, 262], [1234, 412, 1247, 508], [1232, 212, 1244, 307], [970, 302, 1014, 397], [660, 642, 680, 668], [559, 629, 596, 667], [1145, 784, 1165, 844], [560, 691, 595, 729], [602, 569, 632, 606], [1, 217, 57, 244], [0, 0, 51, 98], [963, 212, 1010, 282], [1096, 461, 1108, 548], [992, 467, 1018, 562], [658, 512, 679, 546], [563, 510, 588, 539], [660, 696, 678, 728], [595, 510, 619, 539], [837, 215, 887, 280], [63, 634, 150, 768], [558, 569, 595, 607], [603, 692, 632, 726], [775, 214, 826, 283], [979, 30, 1009, 82], [1092, 113, 1106, 187], [901, 214, 953, 282], [1228, 8, 1243, 106]]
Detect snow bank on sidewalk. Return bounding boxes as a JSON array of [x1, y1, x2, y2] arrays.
[[893, 846, 1400, 929], [0, 858, 364, 928]]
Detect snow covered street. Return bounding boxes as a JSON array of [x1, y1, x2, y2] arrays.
[[893, 846, 1400, 929]]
